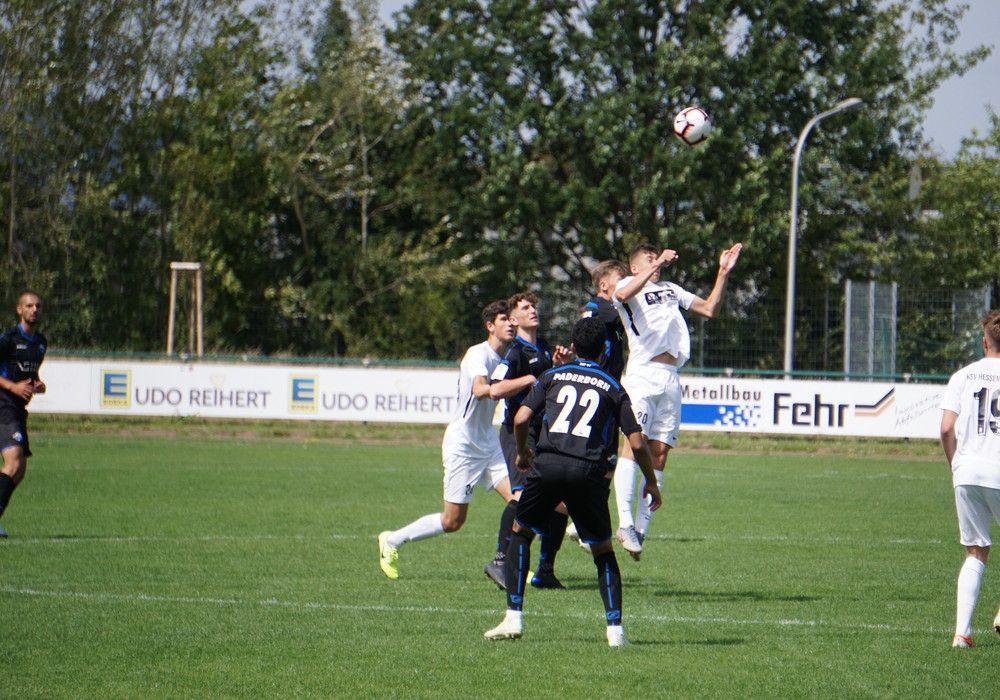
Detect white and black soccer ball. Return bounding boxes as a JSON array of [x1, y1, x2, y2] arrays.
[[673, 106, 712, 146]]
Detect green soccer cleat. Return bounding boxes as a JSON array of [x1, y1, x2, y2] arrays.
[[377, 531, 399, 579]]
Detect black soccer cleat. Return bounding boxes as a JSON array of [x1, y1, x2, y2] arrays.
[[484, 557, 506, 591], [530, 568, 565, 590]]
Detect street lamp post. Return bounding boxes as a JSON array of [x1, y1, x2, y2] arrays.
[[783, 97, 863, 378]]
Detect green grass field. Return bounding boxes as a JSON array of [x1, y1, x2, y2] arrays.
[[2, 420, 996, 698]]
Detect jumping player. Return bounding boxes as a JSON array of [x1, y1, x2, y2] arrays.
[[612, 242, 741, 559]]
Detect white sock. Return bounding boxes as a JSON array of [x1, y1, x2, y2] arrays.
[[956, 556, 986, 637], [386, 513, 445, 549], [505, 609, 522, 624], [634, 470, 664, 537], [614, 459, 638, 529]]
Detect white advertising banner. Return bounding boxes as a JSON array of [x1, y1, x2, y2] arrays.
[[27, 359, 947, 439]]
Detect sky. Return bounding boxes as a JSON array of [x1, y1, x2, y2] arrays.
[[377, 1, 998, 160]]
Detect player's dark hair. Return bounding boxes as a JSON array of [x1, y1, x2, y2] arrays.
[[572, 316, 607, 361], [482, 299, 508, 328], [628, 243, 659, 265], [590, 259, 629, 294], [982, 310, 1000, 350], [507, 291, 538, 312]]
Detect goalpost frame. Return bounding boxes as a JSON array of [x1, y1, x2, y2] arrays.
[[167, 262, 203, 356]]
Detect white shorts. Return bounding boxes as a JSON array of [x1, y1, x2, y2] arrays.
[[442, 446, 508, 504], [954, 485, 1000, 547], [622, 363, 681, 447]]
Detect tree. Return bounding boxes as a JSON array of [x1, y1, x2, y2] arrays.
[[257, 0, 479, 359], [387, 0, 989, 366]]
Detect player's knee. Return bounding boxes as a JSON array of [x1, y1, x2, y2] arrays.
[[589, 540, 613, 556], [441, 515, 465, 533]]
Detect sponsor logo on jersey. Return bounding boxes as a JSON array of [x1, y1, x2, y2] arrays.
[[643, 289, 677, 306]]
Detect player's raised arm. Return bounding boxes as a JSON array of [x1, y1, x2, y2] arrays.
[[688, 243, 742, 319], [614, 248, 678, 303]]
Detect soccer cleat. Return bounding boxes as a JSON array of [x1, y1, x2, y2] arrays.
[[616, 526, 643, 560], [0, 522, 7, 538], [530, 567, 565, 590], [952, 634, 975, 648], [484, 556, 506, 590], [484, 615, 523, 640], [607, 626, 630, 647], [994, 608, 1000, 637], [377, 531, 399, 579]]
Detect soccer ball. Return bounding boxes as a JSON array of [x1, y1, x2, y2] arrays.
[[673, 106, 712, 146]]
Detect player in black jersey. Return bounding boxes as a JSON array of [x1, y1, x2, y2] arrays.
[[484, 316, 661, 646], [485, 292, 571, 589], [581, 259, 629, 382], [0, 291, 47, 538], [566, 260, 631, 551]]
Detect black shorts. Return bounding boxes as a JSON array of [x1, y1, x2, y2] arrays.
[[515, 453, 613, 545], [0, 419, 31, 457], [499, 423, 537, 491]]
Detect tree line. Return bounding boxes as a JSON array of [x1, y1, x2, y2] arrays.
[[0, 0, 996, 374]]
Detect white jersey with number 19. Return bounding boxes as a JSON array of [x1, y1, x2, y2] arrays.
[[441, 340, 503, 459], [941, 356, 1000, 489]]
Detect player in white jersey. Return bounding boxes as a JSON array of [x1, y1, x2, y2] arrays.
[[377, 300, 516, 580], [612, 241, 742, 559], [941, 310, 1000, 647]]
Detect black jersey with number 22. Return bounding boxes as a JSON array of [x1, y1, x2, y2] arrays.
[[521, 358, 640, 469]]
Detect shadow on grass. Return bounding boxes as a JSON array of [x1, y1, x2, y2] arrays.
[[653, 588, 820, 603]]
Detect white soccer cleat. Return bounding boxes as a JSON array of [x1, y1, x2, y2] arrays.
[[607, 626, 630, 647], [616, 526, 642, 560], [484, 615, 523, 640], [952, 634, 975, 648], [994, 607, 1000, 638]]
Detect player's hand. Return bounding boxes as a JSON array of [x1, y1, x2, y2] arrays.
[[643, 483, 662, 512], [718, 243, 742, 273], [515, 452, 533, 472], [9, 379, 34, 401], [32, 380, 46, 394], [552, 344, 574, 366], [656, 249, 678, 267]]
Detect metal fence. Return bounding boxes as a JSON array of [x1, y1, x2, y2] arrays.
[[540, 276, 991, 382]]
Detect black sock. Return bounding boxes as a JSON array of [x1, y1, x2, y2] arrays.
[[0, 473, 15, 518], [538, 510, 568, 570], [495, 500, 517, 558], [505, 531, 533, 611], [594, 550, 622, 626]]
